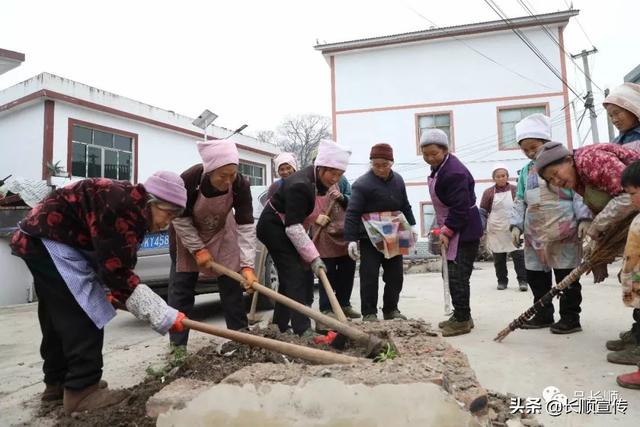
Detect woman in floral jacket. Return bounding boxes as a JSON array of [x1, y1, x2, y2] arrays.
[[10, 172, 187, 415]]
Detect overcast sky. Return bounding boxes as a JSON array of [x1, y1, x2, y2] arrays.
[[1, 0, 637, 140]]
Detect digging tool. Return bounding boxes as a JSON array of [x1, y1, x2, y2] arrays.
[[311, 199, 348, 323], [182, 318, 361, 365], [494, 214, 634, 342], [248, 243, 268, 325], [441, 245, 453, 316], [207, 260, 387, 357]]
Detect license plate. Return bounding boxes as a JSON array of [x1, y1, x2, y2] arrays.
[[140, 232, 170, 250]]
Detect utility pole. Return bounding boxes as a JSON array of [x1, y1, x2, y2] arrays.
[[604, 88, 616, 142], [571, 48, 600, 144]]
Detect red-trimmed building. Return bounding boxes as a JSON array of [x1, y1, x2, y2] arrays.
[[315, 10, 578, 239]]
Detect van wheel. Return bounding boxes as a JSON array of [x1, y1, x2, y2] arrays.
[[256, 254, 279, 310]]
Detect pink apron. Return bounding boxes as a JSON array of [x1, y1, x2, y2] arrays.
[[309, 188, 348, 258], [175, 188, 240, 277], [428, 155, 460, 261]]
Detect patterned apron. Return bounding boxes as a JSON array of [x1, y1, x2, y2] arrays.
[[175, 187, 240, 277], [486, 191, 517, 254], [428, 155, 460, 261]]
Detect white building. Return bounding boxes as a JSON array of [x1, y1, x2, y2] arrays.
[[0, 72, 278, 305], [315, 10, 578, 239]]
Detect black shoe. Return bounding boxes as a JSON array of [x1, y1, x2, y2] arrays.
[[497, 282, 507, 290], [520, 314, 554, 329], [550, 318, 582, 334]]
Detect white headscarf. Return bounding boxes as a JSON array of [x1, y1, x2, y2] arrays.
[[515, 114, 551, 143], [314, 139, 351, 171]]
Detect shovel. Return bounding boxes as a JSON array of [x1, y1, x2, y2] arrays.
[[441, 245, 453, 316], [207, 260, 387, 357], [311, 199, 348, 323], [182, 318, 361, 365], [248, 243, 268, 325]]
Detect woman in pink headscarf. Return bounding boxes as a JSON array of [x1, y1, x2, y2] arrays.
[[267, 152, 298, 198], [168, 139, 257, 356]]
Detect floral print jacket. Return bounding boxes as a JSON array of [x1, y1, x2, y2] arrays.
[[10, 178, 150, 302]]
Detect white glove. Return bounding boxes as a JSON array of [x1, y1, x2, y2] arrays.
[[125, 284, 179, 335], [348, 241, 360, 261], [315, 214, 331, 227], [582, 235, 596, 260], [577, 220, 592, 240], [511, 228, 521, 248], [310, 257, 327, 276]]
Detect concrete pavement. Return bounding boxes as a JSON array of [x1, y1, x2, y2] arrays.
[[0, 261, 638, 426]]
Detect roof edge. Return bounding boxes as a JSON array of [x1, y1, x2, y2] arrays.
[[314, 9, 579, 54], [0, 48, 25, 62]]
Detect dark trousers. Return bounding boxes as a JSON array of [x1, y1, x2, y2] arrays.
[[168, 259, 248, 346], [24, 255, 104, 390], [318, 255, 356, 312], [359, 238, 404, 316], [493, 249, 526, 285], [632, 309, 640, 340], [526, 268, 582, 321], [257, 210, 314, 335], [448, 240, 480, 321]]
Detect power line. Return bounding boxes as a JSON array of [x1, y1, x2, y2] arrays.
[[402, 2, 556, 91], [514, 0, 603, 93], [482, 0, 582, 99]]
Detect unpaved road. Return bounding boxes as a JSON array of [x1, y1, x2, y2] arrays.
[[1, 261, 638, 426]]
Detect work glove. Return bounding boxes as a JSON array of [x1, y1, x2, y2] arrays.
[[171, 312, 187, 333], [577, 220, 592, 240], [125, 284, 184, 335], [582, 235, 596, 260], [310, 257, 327, 276], [194, 248, 214, 269], [347, 241, 360, 261], [511, 228, 522, 248], [240, 267, 257, 293], [327, 186, 344, 202], [315, 214, 331, 227]]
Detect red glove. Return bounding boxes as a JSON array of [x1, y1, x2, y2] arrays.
[[170, 312, 186, 333], [195, 248, 214, 269], [313, 331, 337, 345]]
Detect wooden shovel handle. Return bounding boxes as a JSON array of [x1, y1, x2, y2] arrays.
[[312, 199, 337, 242], [317, 268, 348, 323], [182, 318, 360, 365]]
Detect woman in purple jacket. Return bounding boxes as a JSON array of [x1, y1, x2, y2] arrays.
[[421, 129, 482, 337]]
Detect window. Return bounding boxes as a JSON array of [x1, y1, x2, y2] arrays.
[[420, 202, 435, 237], [71, 124, 134, 180], [416, 112, 453, 153], [498, 104, 548, 150], [239, 162, 265, 186]]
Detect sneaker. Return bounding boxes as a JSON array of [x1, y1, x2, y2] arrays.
[[550, 318, 582, 335], [341, 305, 362, 319], [520, 314, 554, 330], [497, 283, 507, 290], [607, 345, 640, 365], [383, 310, 408, 320], [606, 330, 638, 351], [362, 314, 378, 322], [300, 328, 319, 339], [518, 281, 528, 292], [438, 315, 475, 329], [617, 368, 640, 389], [440, 318, 472, 337]]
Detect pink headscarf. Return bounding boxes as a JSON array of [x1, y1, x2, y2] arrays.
[[274, 152, 298, 173], [197, 139, 239, 173]]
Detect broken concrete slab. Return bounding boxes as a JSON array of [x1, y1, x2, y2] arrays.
[[146, 378, 213, 418]]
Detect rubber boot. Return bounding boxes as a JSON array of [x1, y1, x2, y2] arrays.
[[63, 383, 127, 415]]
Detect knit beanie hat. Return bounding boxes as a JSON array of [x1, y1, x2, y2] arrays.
[[603, 82, 640, 120], [515, 113, 551, 144], [197, 139, 239, 173], [369, 143, 394, 161], [144, 171, 187, 208], [274, 152, 298, 172], [534, 141, 571, 173], [419, 129, 449, 149], [314, 139, 352, 171]]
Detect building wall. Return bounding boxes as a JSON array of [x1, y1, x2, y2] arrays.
[[330, 26, 571, 239], [0, 103, 44, 179]]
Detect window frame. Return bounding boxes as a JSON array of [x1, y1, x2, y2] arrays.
[[67, 118, 139, 182], [238, 158, 267, 186], [415, 111, 455, 155], [496, 102, 549, 151], [419, 201, 436, 238]]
